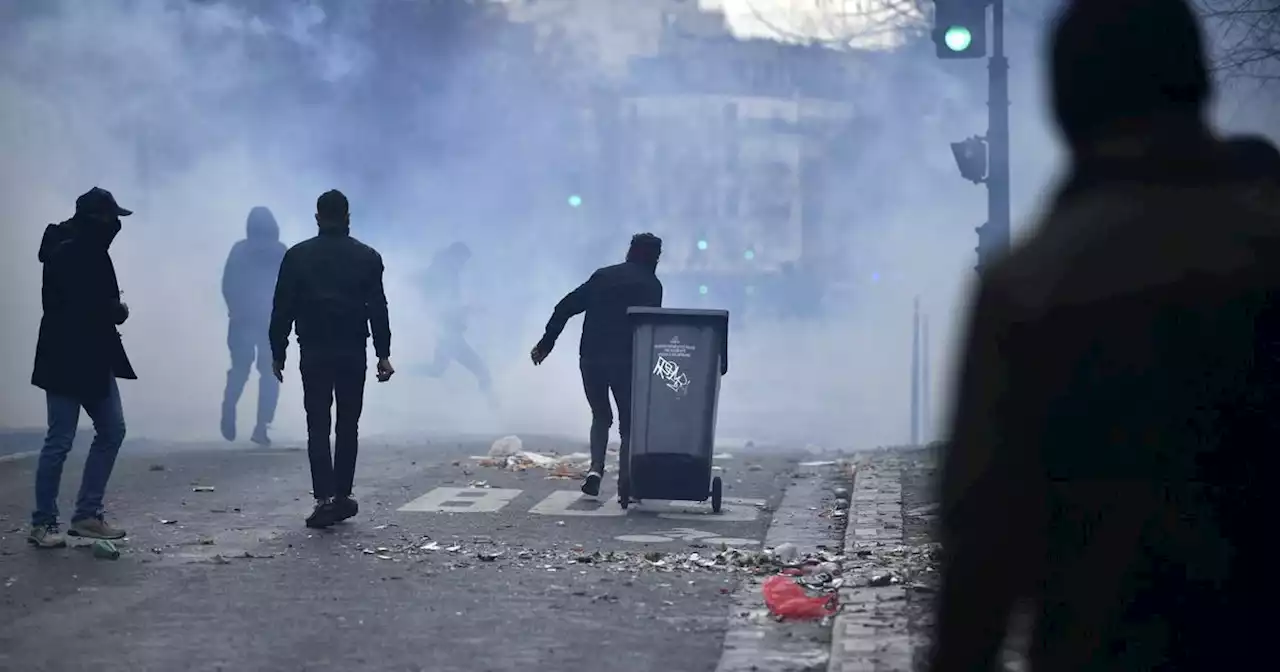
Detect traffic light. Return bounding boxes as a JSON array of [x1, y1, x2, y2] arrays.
[[698, 284, 709, 295], [975, 222, 1004, 273], [567, 194, 582, 208], [934, 0, 988, 59], [950, 136, 988, 184], [696, 239, 708, 251], [743, 249, 755, 261]]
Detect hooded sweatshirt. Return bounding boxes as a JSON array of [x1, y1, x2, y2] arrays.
[[222, 206, 287, 325], [32, 215, 136, 399]]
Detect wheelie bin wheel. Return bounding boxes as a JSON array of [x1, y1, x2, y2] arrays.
[[710, 476, 723, 514]]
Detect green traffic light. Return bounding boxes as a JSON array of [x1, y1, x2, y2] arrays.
[[698, 285, 709, 295], [568, 195, 582, 208], [696, 239, 708, 251], [944, 25, 972, 52], [743, 249, 755, 261]]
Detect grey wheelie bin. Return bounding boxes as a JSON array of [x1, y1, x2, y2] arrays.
[[621, 307, 730, 512]]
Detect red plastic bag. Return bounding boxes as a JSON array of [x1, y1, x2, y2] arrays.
[[762, 575, 837, 620]]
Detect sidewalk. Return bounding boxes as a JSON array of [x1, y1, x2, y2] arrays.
[[828, 447, 1032, 672], [826, 448, 933, 672]]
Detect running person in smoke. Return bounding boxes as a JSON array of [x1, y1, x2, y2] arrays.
[[531, 233, 663, 498], [418, 242, 495, 403]]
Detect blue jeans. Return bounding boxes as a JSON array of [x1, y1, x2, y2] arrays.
[[31, 376, 127, 526]]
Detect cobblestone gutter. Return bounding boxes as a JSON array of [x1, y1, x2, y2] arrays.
[[715, 462, 853, 672], [827, 452, 914, 672]]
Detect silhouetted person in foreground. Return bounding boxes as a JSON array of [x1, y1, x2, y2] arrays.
[[269, 190, 394, 529], [419, 242, 494, 401], [220, 206, 286, 445], [531, 233, 663, 499], [930, 2, 1276, 671], [28, 188, 137, 548]]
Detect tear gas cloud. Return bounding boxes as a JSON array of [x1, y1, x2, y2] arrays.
[[0, 0, 1275, 450]]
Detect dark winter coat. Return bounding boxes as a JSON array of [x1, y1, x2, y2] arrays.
[[537, 261, 663, 363], [222, 206, 287, 326], [269, 227, 391, 364], [31, 216, 137, 401], [933, 137, 1280, 672]]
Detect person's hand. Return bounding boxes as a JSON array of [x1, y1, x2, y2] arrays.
[[272, 360, 284, 383], [376, 357, 395, 382], [530, 345, 548, 366]]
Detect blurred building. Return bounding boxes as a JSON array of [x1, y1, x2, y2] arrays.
[[606, 5, 867, 316], [506, 0, 872, 314]]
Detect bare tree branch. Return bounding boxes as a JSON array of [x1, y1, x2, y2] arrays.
[[1196, 0, 1280, 84], [742, 0, 928, 51]]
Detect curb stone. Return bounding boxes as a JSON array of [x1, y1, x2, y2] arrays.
[[714, 462, 851, 672], [828, 455, 912, 672]]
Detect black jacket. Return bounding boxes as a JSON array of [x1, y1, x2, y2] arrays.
[[537, 261, 663, 363], [933, 139, 1280, 672], [269, 227, 391, 363], [31, 217, 137, 401], [222, 207, 286, 326]]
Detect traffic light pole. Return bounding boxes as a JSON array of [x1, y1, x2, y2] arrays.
[[985, 0, 1011, 260]]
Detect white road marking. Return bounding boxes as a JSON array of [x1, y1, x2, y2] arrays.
[[657, 497, 766, 522], [529, 491, 626, 517], [397, 487, 522, 513], [614, 527, 761, 545], [394, 487, 770, 522]]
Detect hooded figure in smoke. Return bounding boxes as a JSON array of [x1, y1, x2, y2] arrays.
[[418, 242, 494, 401], [220, 206, 287, 445]]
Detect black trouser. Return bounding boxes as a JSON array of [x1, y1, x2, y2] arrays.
[[423, 329, 492, 392], [223, 318, 279, 427], [300, 349, 367, 501], [580, 357, 632, 475]]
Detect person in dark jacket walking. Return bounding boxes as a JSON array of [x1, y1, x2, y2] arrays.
[[419, 242, 494, 400], [531, 233, 663, 498], [28, 187, 137, 548], [220, 206, 287, 445], [269, 190, 395, 529]]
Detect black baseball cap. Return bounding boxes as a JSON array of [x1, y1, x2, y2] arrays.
[[75, 187, 133, 217], [316, 189, 349, 220]]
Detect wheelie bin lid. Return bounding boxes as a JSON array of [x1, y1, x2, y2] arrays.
[[627, 307, 729, 320], [628, 307, 729, 375]]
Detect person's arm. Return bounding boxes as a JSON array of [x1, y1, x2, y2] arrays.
[[268, 248, 298, 365], [221, 242, 242, 315], [366, 251, 392, 360], [535, 271, 597, 355], [654, 278, 664, 307], [928, 274, 1036, 672]]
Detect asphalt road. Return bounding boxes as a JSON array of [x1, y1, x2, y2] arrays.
[[0, 435, 802, 672]]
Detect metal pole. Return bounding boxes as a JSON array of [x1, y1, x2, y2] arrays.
[[922, 314, 931, 443], [987, 0, 1011, 254], [911, 297, 921, 445]]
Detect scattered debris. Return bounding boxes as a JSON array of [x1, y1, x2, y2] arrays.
[[159, 519, 177, 525], [191, 486, 216, 493], [762, 574, 837, 620], [148, 464, 166, 472], [92, 540, 120, 560]]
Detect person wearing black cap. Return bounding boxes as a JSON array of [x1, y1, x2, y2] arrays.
[[269, 190, 395, 529], [28, 187, 137, 548], [531, 233, 663, 499], [931, 1, 1274, 670], [220, 206, 288, 446]]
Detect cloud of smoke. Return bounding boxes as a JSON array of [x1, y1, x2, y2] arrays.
[[2, 0, 1276, 451]]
